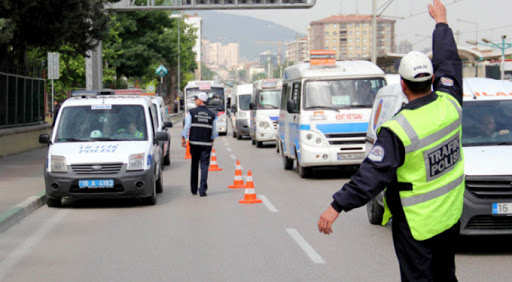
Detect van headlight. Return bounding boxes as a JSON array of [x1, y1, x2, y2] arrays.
[[127, 153, 145, 171], [259, 121, 271, 129], [51, 155, 67, 173], [301, 131, 328, 147]]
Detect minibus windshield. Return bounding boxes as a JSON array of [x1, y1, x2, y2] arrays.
[[304, 78, 385, 110], [256, 90, 281, 109]]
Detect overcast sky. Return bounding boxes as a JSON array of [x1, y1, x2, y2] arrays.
[[225, 0, 512, 51]]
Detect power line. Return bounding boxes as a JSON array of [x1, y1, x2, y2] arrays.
[[394, 0, 467, 22]]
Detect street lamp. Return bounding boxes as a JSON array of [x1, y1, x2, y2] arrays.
[[170, 12, 182, 107], [467, 36, 512, 80]]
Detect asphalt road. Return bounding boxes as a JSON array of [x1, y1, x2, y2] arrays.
[[0, 123, 511, 281]]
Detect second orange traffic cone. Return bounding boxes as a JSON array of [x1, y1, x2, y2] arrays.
[[208, 149, 223, 171], [239, 170, 262, 204], [228, 160, 245, 189], [184, 141, 192, 159]]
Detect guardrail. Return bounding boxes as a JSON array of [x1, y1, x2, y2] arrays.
[[167, 112, 184, 125]]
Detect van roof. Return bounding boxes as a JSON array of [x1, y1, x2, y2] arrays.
[[235, 84, 253, 95], [463, 77, 512, 101], [62, 95, 152, 107], [284, 61, 385, 81]]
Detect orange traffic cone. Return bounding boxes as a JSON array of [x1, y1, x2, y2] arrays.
[[208, 149, 223, 171], [239, 170, 262, 204], [184, 141, 192, 159], [228, 160, 245, 189]]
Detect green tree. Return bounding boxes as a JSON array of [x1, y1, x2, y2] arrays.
[[201, 64, 215, 80], [0, 0, 110, 67]]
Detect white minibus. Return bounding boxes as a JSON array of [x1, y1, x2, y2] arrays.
[[249, 79, 282, 147], [183, 80, 228, 135], [279, 61, 386, 178], [230, 84, 253, 139]]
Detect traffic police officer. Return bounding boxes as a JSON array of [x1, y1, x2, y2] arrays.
[[318, 1, 463, 281], [182, 92, 218, 197]]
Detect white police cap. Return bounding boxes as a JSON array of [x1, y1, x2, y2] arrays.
[[399, 51, 433, 82]]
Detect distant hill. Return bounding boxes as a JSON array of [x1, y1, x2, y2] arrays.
[[195, 11, 305, 61]]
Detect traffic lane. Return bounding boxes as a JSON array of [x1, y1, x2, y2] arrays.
[[0, 167, 336, 281], [0, 129, 332, 281], [222, 134, 512, 281], [220, 135, 400, 280], [0, 147, 47, 214]]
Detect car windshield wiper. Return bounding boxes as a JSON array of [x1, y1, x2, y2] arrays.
[[305, 105, 338, 111], [497, 142, 512, 145], [57, 138, 89, 142]]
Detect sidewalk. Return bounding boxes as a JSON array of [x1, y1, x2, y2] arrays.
[[0, 147, 48, 232]]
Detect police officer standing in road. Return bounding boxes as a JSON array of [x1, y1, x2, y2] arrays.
[[318, 1, 464, 281], [182, 92, 218, 197]]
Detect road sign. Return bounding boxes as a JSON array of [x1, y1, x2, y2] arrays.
[[47, 52, 60, 80], [146, 84, 156, 93], [156, 65, 168, 77]]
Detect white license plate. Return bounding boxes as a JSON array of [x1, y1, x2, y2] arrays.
[[78, 179, 114, 189], [337, 153, 365, 160], [492, 203, 512, 215]]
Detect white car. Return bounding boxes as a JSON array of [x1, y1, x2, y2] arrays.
[[39, 90, 168, 207]]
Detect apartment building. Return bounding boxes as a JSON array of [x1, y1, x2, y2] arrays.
[[309, 15, 395, 60], [286, 36, 309, 63]]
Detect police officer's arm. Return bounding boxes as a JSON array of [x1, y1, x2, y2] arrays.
[[181, 113, 192, 147], [319, 129, 404, 234], [430, 0, 463, 105]]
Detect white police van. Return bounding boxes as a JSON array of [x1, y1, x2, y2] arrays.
[[39, 90, 168, 207], [249, 79, 282, 147], [230, 83, 253, 139], [279, 58, 386, 178], [365, 77, 512, 235]]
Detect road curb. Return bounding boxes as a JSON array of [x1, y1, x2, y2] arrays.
[[0, 192, 46, 233]]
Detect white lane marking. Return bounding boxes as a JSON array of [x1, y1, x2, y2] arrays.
[[286, 228, 326, 264], [0, 210, 69, 280], [230, 153, 236, 160], [226, 147, 232, 152], [258, 195, 278, 213]]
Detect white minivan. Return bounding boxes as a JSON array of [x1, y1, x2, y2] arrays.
[[279, 61, 386, 178], [365, 78, 512, 235], [249, 79, 282, 147], [230, 83, 253, 139], [39, 90, 169, 207]]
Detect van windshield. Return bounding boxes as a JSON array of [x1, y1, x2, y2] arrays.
[[462, 100, 512, 146], [256, 90, 281, 109], [238, 94, 252, 111], [55, 105, 147, 142], [303, 78, 385, 110]]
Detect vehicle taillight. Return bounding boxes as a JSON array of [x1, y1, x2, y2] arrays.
[[218, 111, 225, 116]]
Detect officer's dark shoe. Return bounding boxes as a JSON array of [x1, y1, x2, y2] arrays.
[[191, 191, 197, 195], [199, 192, 207, 197]]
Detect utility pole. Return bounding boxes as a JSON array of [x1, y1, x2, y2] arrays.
[[371, 0, 377, 64]]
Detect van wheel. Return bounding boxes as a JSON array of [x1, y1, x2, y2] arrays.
[[232, 130, 237, 138], [163, 142, 171, 166], [366, 197, 384, 225], [143, 179, 157, 205], [297, 161, 312, 178], [282, 154, 293, 171], [236, 132, 242, 140], [156, 167, 163, 194], [276, 142, 280, 153], [46, 197, 61, 208], [256, 141, 263, 148]]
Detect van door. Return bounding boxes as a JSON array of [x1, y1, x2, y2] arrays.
[[287, 81, 301, 159]]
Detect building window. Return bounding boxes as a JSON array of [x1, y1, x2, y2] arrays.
[[332, 24, 337, 28], [333, 31, 337, 36], [348, 31, 352, 35], [349, 39, 353, 43], [325, 39, 329, 44], [333, 47, 337, 51], [325, 32, 329, 36], [356, 38, 360, 42], [332, 39, 336, 43], [341, 24, 346, 28], [363, 39, 367, 43], [363, 23, 367, 27], [363, 46, 367, 50]]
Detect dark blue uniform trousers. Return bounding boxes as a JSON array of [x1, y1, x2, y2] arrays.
[[190, 144, 212, 195]]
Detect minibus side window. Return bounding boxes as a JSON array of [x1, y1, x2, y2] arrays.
[[292, 82, 301, 112], [281, 84, 289, 110]]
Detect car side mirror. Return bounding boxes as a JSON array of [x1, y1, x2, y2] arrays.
[[39, 134, 51, 144], [287, 100, 298, 113], [164, 121, 173, 128], [156, 131, 169, 142]]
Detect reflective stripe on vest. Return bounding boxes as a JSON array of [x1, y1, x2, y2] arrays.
[[379, 92, 464, 241], [191, 123, 213, 129], [189, 140, 213, 146]]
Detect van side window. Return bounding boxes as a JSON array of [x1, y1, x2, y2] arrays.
[[292, 82, 301, 111], [149, 106, 158, 137], [281, 84, 289, 110]]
